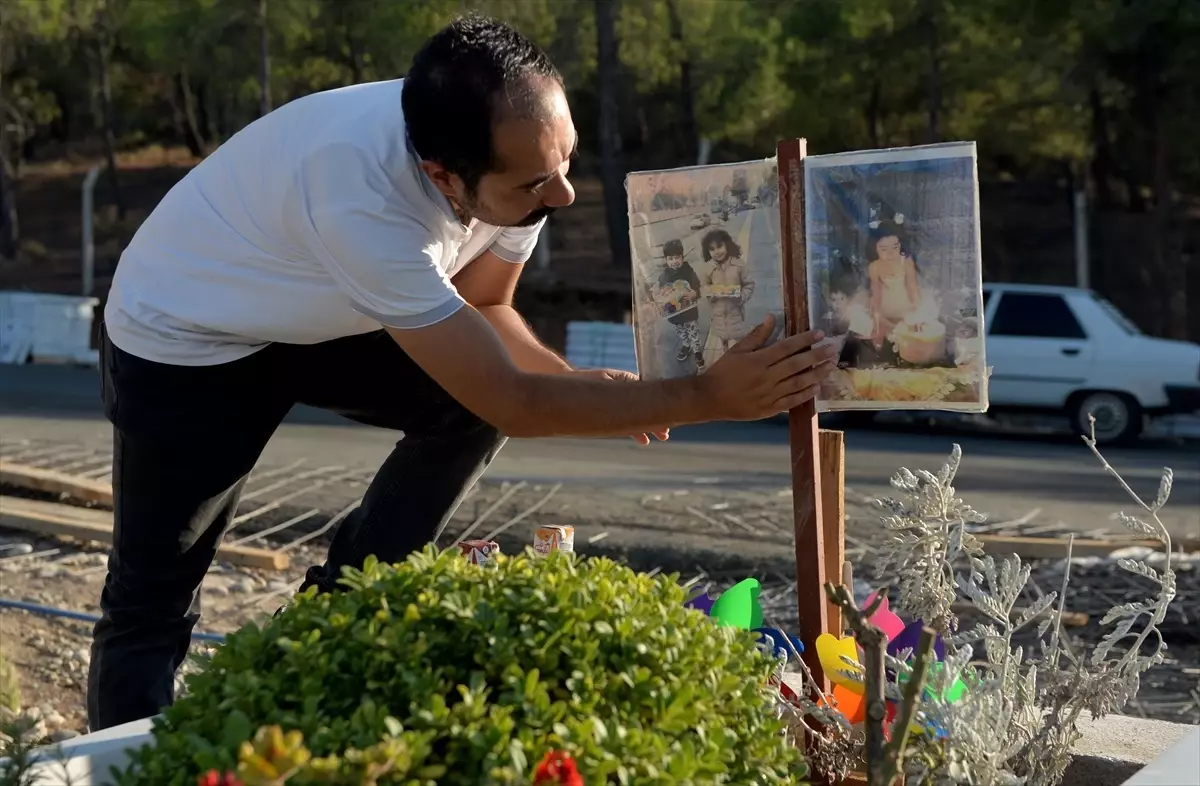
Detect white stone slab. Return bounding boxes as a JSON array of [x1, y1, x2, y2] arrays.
[[3, 717, 156, 786], [1123, 725, 1200, 786], [1063, 714, 1196, 786]]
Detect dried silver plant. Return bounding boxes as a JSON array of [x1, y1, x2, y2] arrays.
[[780, 420, 1179, 786], [871, 444, 988, 632]]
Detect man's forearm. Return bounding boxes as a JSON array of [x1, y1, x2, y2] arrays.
[[480, 306, 703, 437], [386, 306, 712, 440], [506, 372, 706, 438], [477, 304, 573, 375], [383, 306, 818, 441]]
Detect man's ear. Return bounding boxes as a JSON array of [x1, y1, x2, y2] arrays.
[[419, 160, 459, 199]]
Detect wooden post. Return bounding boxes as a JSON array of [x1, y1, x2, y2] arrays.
[[777, 137, 829, 693], [819, 429, 846, 637]]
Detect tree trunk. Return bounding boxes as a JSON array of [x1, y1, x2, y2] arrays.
[[924, 0, 941, 144], [347, 36, 365, 83], [593, 0, 631, 269], [94, 7, 124, 220], [0, 24, 19, 261], [204, 80, 221, 145], [0, 151, 17, 261], [1087, 85, 1116, 210], [1151, 117, 1187, 339], [866, 73, 882, 148], [664, 0, 699, 165], [175, 67, 207, 158], [257, 0, 272, 116], [339, 3, 366, 83]]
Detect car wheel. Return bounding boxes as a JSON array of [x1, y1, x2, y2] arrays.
[[1069, 391, 1143, 446]]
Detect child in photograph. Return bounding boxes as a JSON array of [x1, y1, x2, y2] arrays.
[[866, 220, 922, 342], [826, 258, 872, 337], [701, 228, 755, 355], [826, 265, 880, 369], [655, 238, 706, 371]]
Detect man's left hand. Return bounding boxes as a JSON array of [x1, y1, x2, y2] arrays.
[[572, 368, 670, 445]]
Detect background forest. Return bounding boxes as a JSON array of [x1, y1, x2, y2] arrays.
[[1, 0, 1196, 341]]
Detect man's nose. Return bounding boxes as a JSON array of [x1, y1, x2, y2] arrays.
[[543, 175, 575, 209]]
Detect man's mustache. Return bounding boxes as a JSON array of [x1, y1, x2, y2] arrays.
[[514, 205, 557, 227]]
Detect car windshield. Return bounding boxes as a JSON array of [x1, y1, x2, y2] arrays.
[[1091, 293, 1142, 335]]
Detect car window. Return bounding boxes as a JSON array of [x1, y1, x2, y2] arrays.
[[989, 293, 1087, 339], [983, 289, 993, 308], [1091, 293, 1142, 335]]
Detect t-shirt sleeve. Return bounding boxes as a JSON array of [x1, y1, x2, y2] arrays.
[[296, 143, 465, 330], [488, 217, 547, 263]]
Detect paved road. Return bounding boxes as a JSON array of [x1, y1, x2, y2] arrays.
[[1, 365, 1197, 538]]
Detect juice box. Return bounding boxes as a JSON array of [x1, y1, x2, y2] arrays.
[[533, 525, 575, 556], [458, 539, 500, 565]]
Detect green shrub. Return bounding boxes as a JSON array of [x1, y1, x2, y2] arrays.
[[115, 547, 808, 785]]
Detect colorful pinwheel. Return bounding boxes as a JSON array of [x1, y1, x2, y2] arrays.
[[813, 591, 965, 733], [685, 578, 804, 663]]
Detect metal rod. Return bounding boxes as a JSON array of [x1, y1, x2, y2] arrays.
[[82, 165, 103, 297], [226, 508, 320, 548], [0, 597, 225, 643]]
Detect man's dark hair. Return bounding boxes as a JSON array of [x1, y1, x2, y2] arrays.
[[700, 228, 741, 262], [402, 14, 563, 193], [662, 239, 684, 258]]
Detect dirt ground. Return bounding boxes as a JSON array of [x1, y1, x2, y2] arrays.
[[1, 442, 1197, 741], [0, 538, 329, 738]]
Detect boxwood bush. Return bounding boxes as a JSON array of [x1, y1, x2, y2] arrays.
[[114, 547, 807, 785]]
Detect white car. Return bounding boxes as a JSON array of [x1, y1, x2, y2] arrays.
[[982, 283, 1200, 445], [689, 214, 709, 230]]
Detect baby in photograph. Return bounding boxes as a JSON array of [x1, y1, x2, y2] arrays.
[[654, 238, 706, 372], [863, 219, 949, 367], [866, 220, 922, 338], [701, 228, 755, 355]]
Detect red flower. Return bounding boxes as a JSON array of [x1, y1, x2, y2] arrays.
[[197, 770, 243, 786], [534, 750, 584, 786]]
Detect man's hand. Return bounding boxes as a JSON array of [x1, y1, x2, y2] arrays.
[[573, 368, 670, 445], [698, 313, 837, 420]]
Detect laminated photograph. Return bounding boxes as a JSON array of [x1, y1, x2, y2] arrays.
[[626, 160, 784, 381], [626, 140, 988, 413], [804, 142, 988, 411]]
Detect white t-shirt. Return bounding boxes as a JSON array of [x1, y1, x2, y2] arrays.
[[104, 78, 545, 366]]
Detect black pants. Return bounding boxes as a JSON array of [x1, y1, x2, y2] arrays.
[[86, 327, 505, 731]]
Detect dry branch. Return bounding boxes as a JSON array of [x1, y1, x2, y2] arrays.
[[826, 582, 936, 786]]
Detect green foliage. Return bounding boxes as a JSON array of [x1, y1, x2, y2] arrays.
[[6, 0, 1200, 187], [3, 0, 1197, 334], [113, 547, 807, 785]]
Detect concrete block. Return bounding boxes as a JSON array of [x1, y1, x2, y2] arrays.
[[1063, 713, 1197, 786], [2, 717, 155, 785], [1123, 725, 1200, 786], [10, 710, 1195, 785]]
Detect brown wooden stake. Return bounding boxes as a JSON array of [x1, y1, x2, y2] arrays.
[[819, 429, 846, 637], [777, 137, 830, 693], [0, 495, 289, 571], [0, 461, 114, 507]]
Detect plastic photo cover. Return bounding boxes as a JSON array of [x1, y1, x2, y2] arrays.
[[625, 159, 783, 381], [803, 142, 989, 412]]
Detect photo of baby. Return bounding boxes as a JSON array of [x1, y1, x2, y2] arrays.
[[804, 142, 989, 411], [627, 159, 784, 381]]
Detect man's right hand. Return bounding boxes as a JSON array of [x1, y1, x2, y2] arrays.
[[699, 314, 837, 421]]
